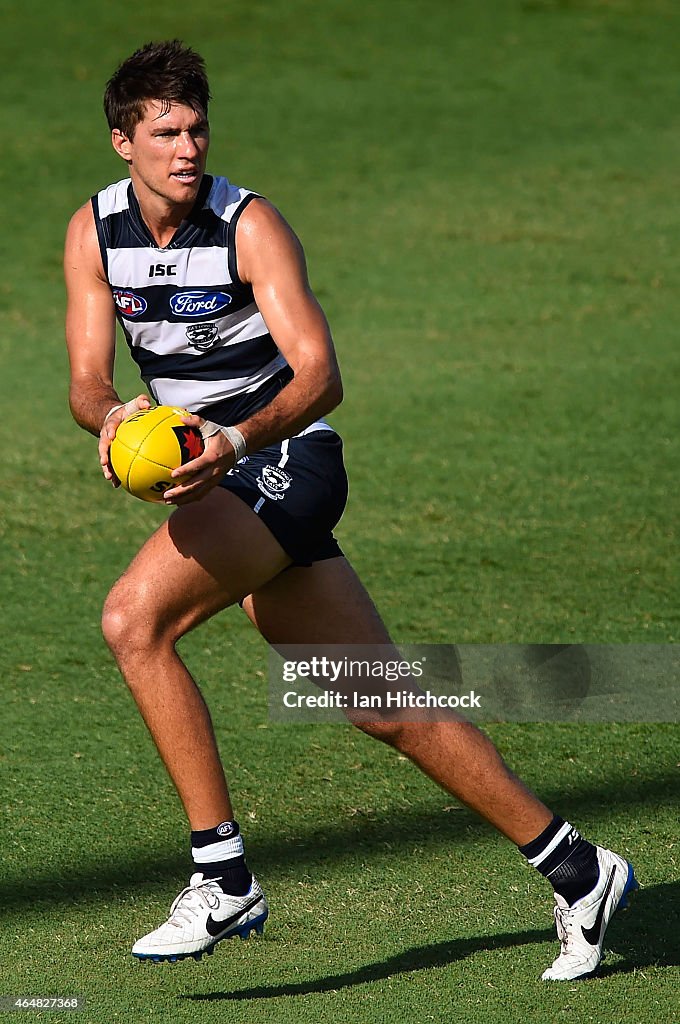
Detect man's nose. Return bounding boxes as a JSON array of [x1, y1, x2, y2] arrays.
[[178, 132, 199, 157]]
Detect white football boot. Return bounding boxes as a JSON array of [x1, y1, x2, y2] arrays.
[[132, 873, 268, 963], [541, 846, 638, 980]]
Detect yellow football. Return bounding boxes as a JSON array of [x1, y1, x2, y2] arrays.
[[109, 406, 205, 502]]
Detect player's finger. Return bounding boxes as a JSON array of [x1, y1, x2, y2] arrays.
[[163, 468, 215, 502], [99, 429, 115, 474], [167, 488, 207, 506], [125, 393, 151, 416], [164, 466, 222, 502], [169, 457, 201, 479], [99, 412, 130, 484], [164, 471, 213, 497], [169, 431, 222, 478], [100, 454, 120, 486], [165, 484, 211, 505], [179, 412, 204, 429], [169, 452, 216, 478], [99, 431, 114, 464], [99, 441, 121, 485]]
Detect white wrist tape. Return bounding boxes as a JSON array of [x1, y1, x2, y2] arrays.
[[103, 403, 125, 424], [221, 425, 247, 461], [199, 420, 247, 461], [103, 399, 140, 425]]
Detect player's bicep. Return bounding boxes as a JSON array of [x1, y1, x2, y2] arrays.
[[64, 204, 117, 385], [236, 200, 336, 371]]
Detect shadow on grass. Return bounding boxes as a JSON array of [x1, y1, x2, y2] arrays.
[[185, 926, 552, 1001], [182, 881, 680, 1002], [1, 770, 678, 915]]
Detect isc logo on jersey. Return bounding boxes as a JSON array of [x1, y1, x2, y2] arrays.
[[170, 291, 232, 318], [113, 290, 147, 317]]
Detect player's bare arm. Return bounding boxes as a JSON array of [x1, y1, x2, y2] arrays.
[[236, 198, 343, 443], [64, 203, 150, 480], [165, 199, 342, 503]]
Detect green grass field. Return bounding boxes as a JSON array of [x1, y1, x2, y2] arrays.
[[1, 1, 678, 1021]]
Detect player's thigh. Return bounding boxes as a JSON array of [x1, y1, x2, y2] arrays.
[[106, 488, 292, 641], [242, 558, 420, 741], [242, 556, 391, 644]]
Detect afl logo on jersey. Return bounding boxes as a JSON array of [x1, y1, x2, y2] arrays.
[[113, 290, 147, 317], [170, 290, 232, 318]]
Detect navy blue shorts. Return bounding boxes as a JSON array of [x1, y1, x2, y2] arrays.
[[219, 427, 348, 567]]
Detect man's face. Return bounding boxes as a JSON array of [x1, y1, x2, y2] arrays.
[[113, 100, 210, 208]]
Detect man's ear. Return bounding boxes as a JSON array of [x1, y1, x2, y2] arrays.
[[111, 129, 132, 164]]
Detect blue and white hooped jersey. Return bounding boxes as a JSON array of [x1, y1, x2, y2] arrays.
[[91, 174, 292, 426]]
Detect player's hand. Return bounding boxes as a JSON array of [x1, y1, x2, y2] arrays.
[[162, 414, 237, 505], [98, 394, 151, 486]]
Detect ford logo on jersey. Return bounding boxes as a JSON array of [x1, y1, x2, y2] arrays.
[[170, 290, 232, 318], [113, 290, 147, 317]]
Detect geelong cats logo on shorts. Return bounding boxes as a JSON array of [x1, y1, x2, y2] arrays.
[[186, 323, 219, 350], [256, 465, 293, 500]]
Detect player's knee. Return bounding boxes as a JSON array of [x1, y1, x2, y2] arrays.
[[350, 714, 433, 757], [102, 588, 135, 659], [101, 579, 168, 658], [348, 711, 406, 747]]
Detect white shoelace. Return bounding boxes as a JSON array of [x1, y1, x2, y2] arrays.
[[554, 905, 571, 947], [553, 904, 586, 965], [167, 878, 222, 929]]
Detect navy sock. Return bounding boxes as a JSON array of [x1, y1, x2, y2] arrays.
[[519, 815, 600, 905], [190, 820, 252, 897]]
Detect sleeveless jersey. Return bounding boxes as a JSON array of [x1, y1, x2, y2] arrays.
[[91, 174, 292, 426]]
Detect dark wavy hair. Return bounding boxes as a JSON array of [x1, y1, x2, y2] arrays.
[[104, 40, 211, 138]]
